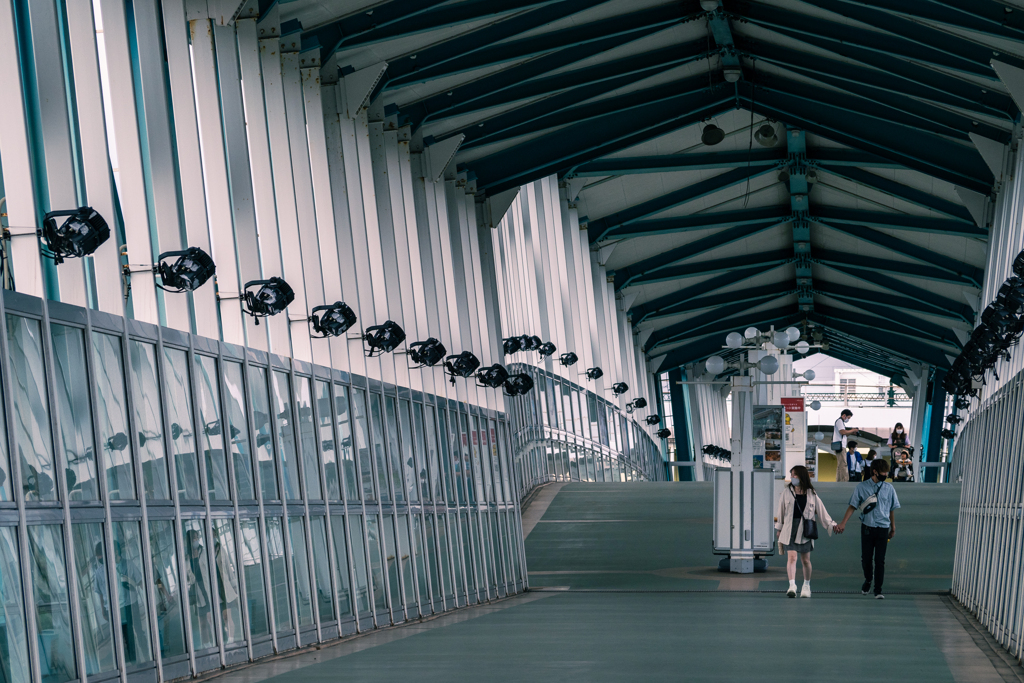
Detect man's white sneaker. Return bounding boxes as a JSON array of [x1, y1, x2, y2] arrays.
[[787, 585, 797, 598], [800, 584, 811, 598], [875, 593, 885, 600]]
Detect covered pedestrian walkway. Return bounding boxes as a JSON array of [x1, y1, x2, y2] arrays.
[[205, 482, 1021, 683]]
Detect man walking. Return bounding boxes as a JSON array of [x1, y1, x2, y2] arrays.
[[837, 460, 900, 599], [832, 409, 857, 482]]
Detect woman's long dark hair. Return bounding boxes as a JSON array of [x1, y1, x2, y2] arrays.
[[891, 422, 906, 445], [789, 465, 814, 493]]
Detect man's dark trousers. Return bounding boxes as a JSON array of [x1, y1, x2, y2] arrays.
[[862, 525, 889, 594]]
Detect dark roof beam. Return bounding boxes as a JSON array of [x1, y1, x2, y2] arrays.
[[630, 264, 786, 324]]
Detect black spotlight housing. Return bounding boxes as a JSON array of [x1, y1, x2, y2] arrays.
[[409, 338, 447, 367], [631, 397, 648, 409], [656, 428, 671, 439], [585, 367, 603, 381], [946, 414, 962, 425], [243, 277, 295, 324], [444, 351, 480, 384], [611, 382, 629, 396], [559, 352, 578, 367], [156, 247, 215, 292], [954, 396, 971, 410], [645, 414, 660, 426], [503, 373, 534, 396], [363, 321, 406, 357], [40, 207, 110, 264], [1013, 249, 1024, 278], [477, 364, 510, 389], [537, 341, 557, 357], [940, 428, 956, 440], [502, 337, 522, 355], [309, 301, 357, 338], [527, 335, 543, 351]]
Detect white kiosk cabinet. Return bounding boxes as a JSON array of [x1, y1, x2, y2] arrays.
[[713, 467, 776, 562]]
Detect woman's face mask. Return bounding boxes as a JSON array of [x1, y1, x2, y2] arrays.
[[790, 476, 800, 486], [896, 429, 903, 434]]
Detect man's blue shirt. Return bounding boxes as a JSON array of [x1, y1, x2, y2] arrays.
[[849, 479, 900, 528]]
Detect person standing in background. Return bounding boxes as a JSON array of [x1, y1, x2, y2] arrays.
[[846, 441, 863, 482], [832, 409, 857, 482]]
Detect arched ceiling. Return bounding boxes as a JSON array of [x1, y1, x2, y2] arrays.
[[276, 0, 1023, 384]]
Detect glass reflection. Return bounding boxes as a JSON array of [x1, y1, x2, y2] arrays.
[[0, 527, 30, 683], [316, 381, 340, 500], [397, 515, 415, 608], [288, 518, 313, 627], [264, 518, 291, 631], [247, 367, 279, 501], [223, 363, 256, 500], [93, 332, 136, 499], [410, 516, 429, 609], [211, 519, 242, 644], [365, 516, 387, 611], [384, 398, 403, 502], [369, 395, 390, 502], [27, 525, 76, 683], [70, 523, 116, 675], [238, 520, 269, 637], [309, 517, 334, 622], [294, 378, 322, 500], [398, 401, 417, 503], [130, 341, 171, 500], [333, 384, 358, 501], [112, 521, 153, 666], [347, 515, 370, 616], [164, 348, 201, 501], [182, 520, 215, 650], [7, 315, 57, 502], [350, 389, 374, 500], [194, 355, 230, 501], [423, 516, 440, 603], [149, 520, 186, 657], [329, 516, 352, 618], [50, 325, 98, 501], [382, 518, 401, 613], [270, 372, 300, 500]]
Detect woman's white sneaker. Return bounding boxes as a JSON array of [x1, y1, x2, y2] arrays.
[[800, 584, 811, 598]]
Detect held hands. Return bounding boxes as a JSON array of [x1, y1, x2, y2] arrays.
[[835, 523, 845, 534]]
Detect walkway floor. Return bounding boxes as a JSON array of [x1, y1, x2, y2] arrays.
[[211, 482, 1024, 683]]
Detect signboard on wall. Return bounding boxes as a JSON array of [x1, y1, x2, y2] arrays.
[[781, 397, 807, 478], [752, 405, 784, 473]]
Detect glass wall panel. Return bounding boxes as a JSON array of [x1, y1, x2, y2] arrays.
[[384, 398, 404, 503], [270, 372, 300, 500], [0, 526, 29, 683], [436, 516, 452, 598], [148, 520, 186, 658], [347, 515, 370, 616], [50, 325, 98, 501], [396, 516, 415, 608], [368, 395, 390, 502], [309, 517, 334, 622], [93, 332, 135, 500], [112, 521, 153, 666], [248, 366, 279, 501], [423, 516, 440, 604], [130, 341, 171, 500], [459, 414, 477, 504], [449, 514, 464, 597], [333, 385, 358, 501], [223, 362, 256, 501], [427, 406, 446, 502], [460, 513, 476, 596], [474, 418, 492, 503], [365, 517, 387, 612], [350, 389, 374, 500], [194, 355, 230, 501], [238, 520, 269, 638], [398, 401, 417, 503], [264, 518, 291, 632], [8, 315, 57, 502], [497, 422, 512, 502], [411, 405, 430, 501], [211, 519, 242, 645], [382, 518, 401, 613], [316, 381, 340, 500], [294, 378, 322, 500], [70, 523, 116, 675], [329, 516, 353, 618], [410, 516, 429, 608], [164, 348, 201, 501], [182, 520, 216, 650], [27, 524, 76, 683], [287, 518, 313, 628]]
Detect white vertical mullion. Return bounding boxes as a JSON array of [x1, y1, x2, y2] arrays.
[[99, 0, 159, 322], [65, 0, 122, 313], [383, 129, 418, 391], [259, 33, 311, 361], [558, 189, 582, 366], [161, 0, 219, 334], [191, 18, 244, 342], [282, 51, 328, 366], [414, 164, 449, 395], [398, 141, 428, 394], [236, 18, 287, 353], [541, 178, 569, 378], [466, 196, 496, 413]]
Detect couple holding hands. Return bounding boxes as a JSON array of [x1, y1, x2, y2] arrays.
[[775, 459, 900, 599]]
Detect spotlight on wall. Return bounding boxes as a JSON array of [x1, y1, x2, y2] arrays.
[[527, 335, 543, 351], [503, 373, 534, 396], [408, 338, 447, 367], [645, 414, 661, 426], [503, 337, 522, 355], [363, 321, 406, 357], [309, 301, 357, 338], [657, 428, 672, 439], [946, 414, 962, 425], [537, 341, 557, 357], [477, 364, 510, 389], [585, 367, 603, 381], [701, 123, 725, 146], [156, 247, 215, 292], [940, 428, 956, 440], [630, 397, 648, 410], [242, 278, 295, 324], [444, 351, 480, 384], [559, 352, 578, 367], [41, 207, 110, 264], [611, 382, 629, 396]]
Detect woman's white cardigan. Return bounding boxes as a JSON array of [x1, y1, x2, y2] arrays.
[[774, 486, 836, 549]]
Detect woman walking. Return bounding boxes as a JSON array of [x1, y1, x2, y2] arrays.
[[775, 465, 840, 597]]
